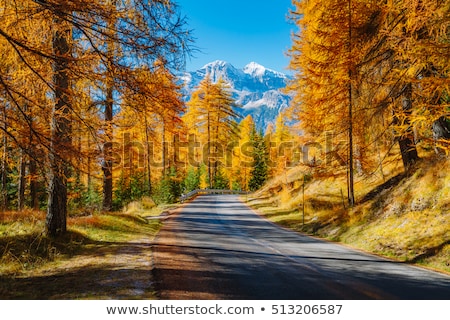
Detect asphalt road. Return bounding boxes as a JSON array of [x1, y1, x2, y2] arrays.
[[152, 194, 450, 299]]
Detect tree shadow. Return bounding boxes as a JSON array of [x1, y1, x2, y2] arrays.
[[0, 231, 155, 299], [407, 240, 450, 264], [359, 173, 405, 204]]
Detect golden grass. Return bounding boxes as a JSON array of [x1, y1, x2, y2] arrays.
[[0, 201, 168, 298]]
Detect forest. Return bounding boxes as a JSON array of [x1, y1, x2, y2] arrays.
[[287, 0, 450, 205], [0, 1, 275, 237], [0, 0, 449, 240]]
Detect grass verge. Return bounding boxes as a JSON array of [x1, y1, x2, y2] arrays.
[[0, 204, 168, 299]]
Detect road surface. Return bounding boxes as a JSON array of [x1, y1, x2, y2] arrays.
[[152, 194, 450, 299]]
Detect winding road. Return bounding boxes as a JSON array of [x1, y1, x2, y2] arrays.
[[152, 194, 450, 299]]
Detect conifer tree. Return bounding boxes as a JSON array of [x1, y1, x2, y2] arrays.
[[184, 75, 239, 187], [269, 112, 294, 177], [249, 129, 268, 191], [288, 0, 450, 182], [230, 115, 255, 191], [183, 166, 200, 193]]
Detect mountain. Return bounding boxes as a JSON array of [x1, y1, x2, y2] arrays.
[[180, 60, 293, 131]]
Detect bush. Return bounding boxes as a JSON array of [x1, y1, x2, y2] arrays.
[[152, 167, 182, 205]]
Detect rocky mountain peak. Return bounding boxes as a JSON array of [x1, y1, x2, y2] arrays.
[[180, 61, 293, 131]]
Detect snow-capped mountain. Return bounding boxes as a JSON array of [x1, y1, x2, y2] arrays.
[[180, 60, 293, 131]]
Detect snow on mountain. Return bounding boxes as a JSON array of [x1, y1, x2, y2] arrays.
[[180, 60, 293, 131], [243, 61, 267, 78]]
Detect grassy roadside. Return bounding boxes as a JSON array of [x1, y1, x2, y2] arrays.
[[0, 201, 175, 299], [244, 156, 450, 274]]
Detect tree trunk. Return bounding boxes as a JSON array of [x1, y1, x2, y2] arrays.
[[46, 15, 72, 237], [162, 119, 167, 177], [87, 133, 92, 190], [18, 149, 26, 211], [102, 86, 113, 211], [398, 83, 419, 170], [29, 158, 39, 210], [207, 111, 212, 188], [347, 0, 355, 207], [102, 0, 116, 211], [1, 132, 7, 212], [144, 115, 152, 195]]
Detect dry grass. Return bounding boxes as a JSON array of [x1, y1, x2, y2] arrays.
[[0, 203, 167, 299]]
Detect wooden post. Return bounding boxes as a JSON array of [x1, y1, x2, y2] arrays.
[[302, 175, 305, 227]]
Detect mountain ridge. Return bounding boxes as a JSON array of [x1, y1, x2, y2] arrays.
[[180, 60, 293, 131]]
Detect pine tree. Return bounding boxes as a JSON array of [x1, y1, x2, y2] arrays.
[[248, 129, 268, 191], [183, 166, 200, 193]]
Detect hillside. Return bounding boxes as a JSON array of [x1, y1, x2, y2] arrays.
[[245, 155, 450, 274]]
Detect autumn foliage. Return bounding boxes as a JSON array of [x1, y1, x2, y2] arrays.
[[2, 0, 449, 236]]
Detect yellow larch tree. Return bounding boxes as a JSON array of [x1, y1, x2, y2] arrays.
[[118, 61, 186, 202], [288, 0, 396, 204], [268, 111, 294, 178], [183, 75, 239, 188], [229, 115, 255, 191]]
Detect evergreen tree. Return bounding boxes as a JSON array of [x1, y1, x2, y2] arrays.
[[248, 130, 268, 191], [183, 166, 200, 193], [213, 168, 229, 190]]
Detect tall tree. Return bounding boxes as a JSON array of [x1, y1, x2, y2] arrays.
[[230, 115, 255, 191], [102, 0, 118, 212], [46, 10, 73, 236], [184, 75, 239, 187], [287, 0, 375, 204], [269, 112, 294, 178], [248, 129, 268, 191]]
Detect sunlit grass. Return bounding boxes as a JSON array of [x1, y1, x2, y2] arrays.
[[69, 212, 161, 243], [0, 204, 164, 277]]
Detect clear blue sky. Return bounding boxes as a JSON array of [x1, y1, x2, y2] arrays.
[[176, 0, 295, 73]]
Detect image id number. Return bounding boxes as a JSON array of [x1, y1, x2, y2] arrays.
[[271, 304, 343, 315]]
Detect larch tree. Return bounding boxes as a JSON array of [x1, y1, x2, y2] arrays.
[[230, 115, 255, 191], [287, 0, 377, 205], [46, 8, 73, 236], [381, 0, 450, 162], [287, 0, 416, 204], [120, 61, 185, 196], [184, 75, 239, 187], [288, 0, 450, 206], [269, 112, 294, 178]]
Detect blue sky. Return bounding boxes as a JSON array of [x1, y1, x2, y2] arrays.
[[176, 0, 295, 73]]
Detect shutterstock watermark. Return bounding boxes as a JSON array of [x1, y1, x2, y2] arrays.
[[105, 132, 347, 170]]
